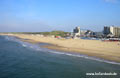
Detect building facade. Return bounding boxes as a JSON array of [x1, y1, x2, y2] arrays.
[[80, 30, 87, 37], [73, 27, 81, 37], [103, 26, 111, 35], [103, 26, 120, 37], [113, 27, 120, 37]]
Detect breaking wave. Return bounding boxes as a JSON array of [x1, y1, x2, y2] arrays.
[[48, 50, 120, 65], [4, 36, 120, 65]]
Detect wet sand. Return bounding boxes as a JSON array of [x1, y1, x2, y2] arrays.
[[1, 33, 120, 63]]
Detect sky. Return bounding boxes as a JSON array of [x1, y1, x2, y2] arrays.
[[0, 0, 120, 32]]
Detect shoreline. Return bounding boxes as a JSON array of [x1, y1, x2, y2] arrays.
[[0, 34, 120, 63], [42, 45, 120, 63]]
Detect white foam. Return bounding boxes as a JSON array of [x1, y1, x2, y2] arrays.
[[22, 44, 27, 47], [5, 36, 120, 65], [48, 50, 120, 65], [49, 51, 65, 55]]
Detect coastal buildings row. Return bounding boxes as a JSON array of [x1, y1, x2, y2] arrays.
[[33, 26, 120, 39], [103, 26, 120, 37], [72, 26, 120, 38], [72, 27, 96, 38]]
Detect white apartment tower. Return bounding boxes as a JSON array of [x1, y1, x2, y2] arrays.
[[73, 27, 81, 37]]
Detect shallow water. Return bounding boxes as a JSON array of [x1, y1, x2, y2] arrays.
[[0, 36, 120, 78]]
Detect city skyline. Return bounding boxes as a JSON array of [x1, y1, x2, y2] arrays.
[[0, 0, 120, 32]]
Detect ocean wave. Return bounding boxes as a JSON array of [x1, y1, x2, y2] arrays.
[[4, 36, 36, 49], [22, 44, 27, 47], [4, 36, 15, 41], [48, 50, 120, 65], [15, 41, 120, 65], [4, 36, 120, 65]]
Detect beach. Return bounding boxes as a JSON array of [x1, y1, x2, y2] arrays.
[[0, 35, 120, 78], [1, 33, 120, 63]]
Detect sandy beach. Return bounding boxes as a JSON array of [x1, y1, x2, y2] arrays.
[[1, 33, 120, 63]]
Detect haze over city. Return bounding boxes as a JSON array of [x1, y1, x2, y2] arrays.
[[0, 0, 120, 32]]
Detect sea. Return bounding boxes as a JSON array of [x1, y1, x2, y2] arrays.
[[0, 35, 120, 78]]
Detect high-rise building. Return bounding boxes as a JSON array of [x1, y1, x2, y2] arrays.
[[73, 27, 81, 37], [103, 26, 112, 35], [103, 26, 120, 37], [113, 27, 120, 37]]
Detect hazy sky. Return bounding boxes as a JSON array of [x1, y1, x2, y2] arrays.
[[0, 0, 120, 32]]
